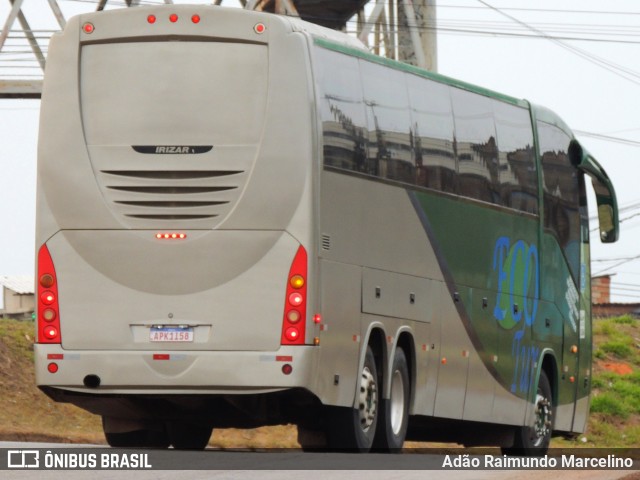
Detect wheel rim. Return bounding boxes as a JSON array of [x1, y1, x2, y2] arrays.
[[390, 369, 405, 435], [532, 391, 552, 447], [358, 366, 377, 432]]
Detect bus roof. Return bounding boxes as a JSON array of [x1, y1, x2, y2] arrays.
[[312, 36, 529, 109]]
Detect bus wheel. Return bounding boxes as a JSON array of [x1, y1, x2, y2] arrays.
[[503, 370, 553, 456], [374, 348, 410, 452], [167, 421, 213, 450], [102, 417, 170, 448], [325, 346, 379, 452]]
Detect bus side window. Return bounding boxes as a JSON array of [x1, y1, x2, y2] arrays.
[[538, 121, 581, 283], [406, 75, 457, 194], [315, 48, 368, 173], [492, 101, 538, 215], [360, 61, 414, 184], [451, 88, 500, 205]]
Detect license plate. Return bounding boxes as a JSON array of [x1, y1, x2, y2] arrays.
[[150, 326, 194, 342]]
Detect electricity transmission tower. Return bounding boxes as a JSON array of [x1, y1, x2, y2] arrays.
[[0, 0, 437, 98]]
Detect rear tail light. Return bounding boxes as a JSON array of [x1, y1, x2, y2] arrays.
[[281, 246, 307, 345], [37, 245, 61, 344]]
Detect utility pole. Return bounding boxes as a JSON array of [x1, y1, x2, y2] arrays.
[[397, 0, 437, 71], [0, 0, 438, 98], [358, 0, 437, 72]]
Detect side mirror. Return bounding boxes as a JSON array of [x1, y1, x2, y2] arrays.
[[571, 141, 619, 243], [596, 200, 617, 243]]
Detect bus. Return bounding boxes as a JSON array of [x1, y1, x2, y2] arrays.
[[35, 5, 619, 453]]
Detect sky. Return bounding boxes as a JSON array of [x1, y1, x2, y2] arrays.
[[0, 0, 639, 302]]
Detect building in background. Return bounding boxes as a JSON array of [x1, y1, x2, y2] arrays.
[[0, 276, 34, 319], [592, 274, 640, 318]]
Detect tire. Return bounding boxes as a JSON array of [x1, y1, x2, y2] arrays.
[[374, 348, 410, 452], [167, 422, 213, 450], [502, 370, 553, 456], [325, 346, 379, 452], [102, 417, 170, 448]]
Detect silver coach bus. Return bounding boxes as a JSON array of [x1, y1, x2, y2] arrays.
[[35, 5, 618, 452]]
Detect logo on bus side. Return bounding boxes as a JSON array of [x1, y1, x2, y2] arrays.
[[132, 146, 213, 154], [491, 236, 540, 394], [492, 236, 539, 330]]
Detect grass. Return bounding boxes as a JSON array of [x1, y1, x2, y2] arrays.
[[556, 315, 640, 447], [1, 315, 639, 448], [0, 318, 299, 447]]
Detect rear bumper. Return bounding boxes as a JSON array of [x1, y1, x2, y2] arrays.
[[35, 343, 318, 395]]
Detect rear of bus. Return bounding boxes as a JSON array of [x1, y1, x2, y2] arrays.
[[34, 6, 318, 435]]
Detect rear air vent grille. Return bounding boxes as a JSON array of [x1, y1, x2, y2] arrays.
[[107, 186, 236, 194], [102, 170, 243, 180], [95, 168, 247, 227], [115, 201, 228, 208], [321, 234, 331, 251], [125, 214, 218, 220]]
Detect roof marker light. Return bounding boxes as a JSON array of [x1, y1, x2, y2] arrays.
[[147, 15, 157, 24], [192, 14, 201, 24], [82, 23, 94, 34], [254, 23, 266, 34], [170, 13, 179, 23]]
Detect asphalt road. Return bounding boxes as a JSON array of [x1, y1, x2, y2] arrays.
[[0, 442, 636, 480]]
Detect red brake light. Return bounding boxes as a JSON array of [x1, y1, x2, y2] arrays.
[[156, 232, 187, 240], [288, 292, 303, 307], [284, 327, 299, 342], [281, 246, 307, 345], [41, 291, 55, 305], [43, 326, 58, 340], [38, 245, 61, 344]]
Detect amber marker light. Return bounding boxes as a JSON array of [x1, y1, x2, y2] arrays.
[[40, 274, 54, 288], [290, 275, 305, 289]]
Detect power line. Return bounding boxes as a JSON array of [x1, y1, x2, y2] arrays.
[[476, 0, 640, 86], [594, 253, 640, 276], [436, 4, 640, 17], [575, 130, 640, 147]]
